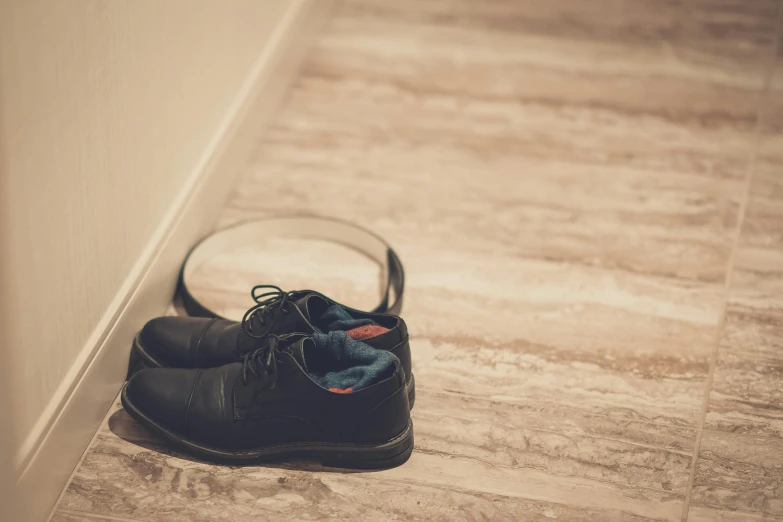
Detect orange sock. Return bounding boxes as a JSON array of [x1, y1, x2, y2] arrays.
[[345, 325, 389, 340]]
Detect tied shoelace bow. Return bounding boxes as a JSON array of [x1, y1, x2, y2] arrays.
[[240, 285, 294, 340], [241, 333, 307, 387]]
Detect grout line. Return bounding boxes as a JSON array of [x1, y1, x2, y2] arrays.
[[679, 4, 783, 521], [55, 509, 148, 522]]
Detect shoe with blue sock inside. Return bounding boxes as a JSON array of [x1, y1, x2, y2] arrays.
[[122, 332, 413, 469]]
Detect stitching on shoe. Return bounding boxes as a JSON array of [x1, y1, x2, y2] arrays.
[[183, 368, 204, 438], [193, 318, 218, 366]]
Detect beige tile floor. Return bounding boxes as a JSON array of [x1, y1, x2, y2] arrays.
[[52, 0, 783, 520]]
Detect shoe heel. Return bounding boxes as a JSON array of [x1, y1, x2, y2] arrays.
[[321, 419, 414, 470], [406, 373, 416, 409], [127, 338, 153, 379], [127, 347, 148, 379]]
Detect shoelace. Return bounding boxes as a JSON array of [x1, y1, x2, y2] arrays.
[[240, 333, 307, 387], [240, 285, 293, 340]]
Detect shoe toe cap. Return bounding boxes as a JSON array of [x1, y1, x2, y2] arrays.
[[125, 367, 201, 434]]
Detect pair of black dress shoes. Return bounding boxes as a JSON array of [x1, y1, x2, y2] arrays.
[[122, 285, 414, 469]]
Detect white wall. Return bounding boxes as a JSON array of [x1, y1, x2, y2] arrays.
[[0, 0, 289, 471]]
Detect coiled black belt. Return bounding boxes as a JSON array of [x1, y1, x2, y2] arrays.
[[178, 216, 405, 319]]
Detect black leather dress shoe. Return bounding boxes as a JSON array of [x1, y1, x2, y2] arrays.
[[121, 334, 414, 469], [129, 286, 415, 407]]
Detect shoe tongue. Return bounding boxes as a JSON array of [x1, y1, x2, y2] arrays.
[[284, 337, 312, 373], [236, 296, 317, 355], [293, 293, 330, 327]]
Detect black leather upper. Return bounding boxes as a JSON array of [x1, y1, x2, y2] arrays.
[[139, 301, 313, 368], [125, 343, 410, 450]]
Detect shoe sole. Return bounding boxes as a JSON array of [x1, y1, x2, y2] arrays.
[[121, 383, 414, 469], [128, 333, 417, 409]]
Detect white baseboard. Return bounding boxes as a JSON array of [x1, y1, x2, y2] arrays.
[[14, 2, 330, 520]]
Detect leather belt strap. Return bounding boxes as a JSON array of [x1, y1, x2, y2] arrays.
[[178, 216, 405, 319]]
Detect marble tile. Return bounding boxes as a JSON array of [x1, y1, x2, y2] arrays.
[[689, 431, 783, 520], [705, 302, 783, 439], [227, 0, 772, 286], [339, 0, 778, 85], [703, 164, 783, 438], [53, 0, 781, 521], [687, 14, 783, 521], [687, 506, 782, 522], [54, 402, 678, 522]]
